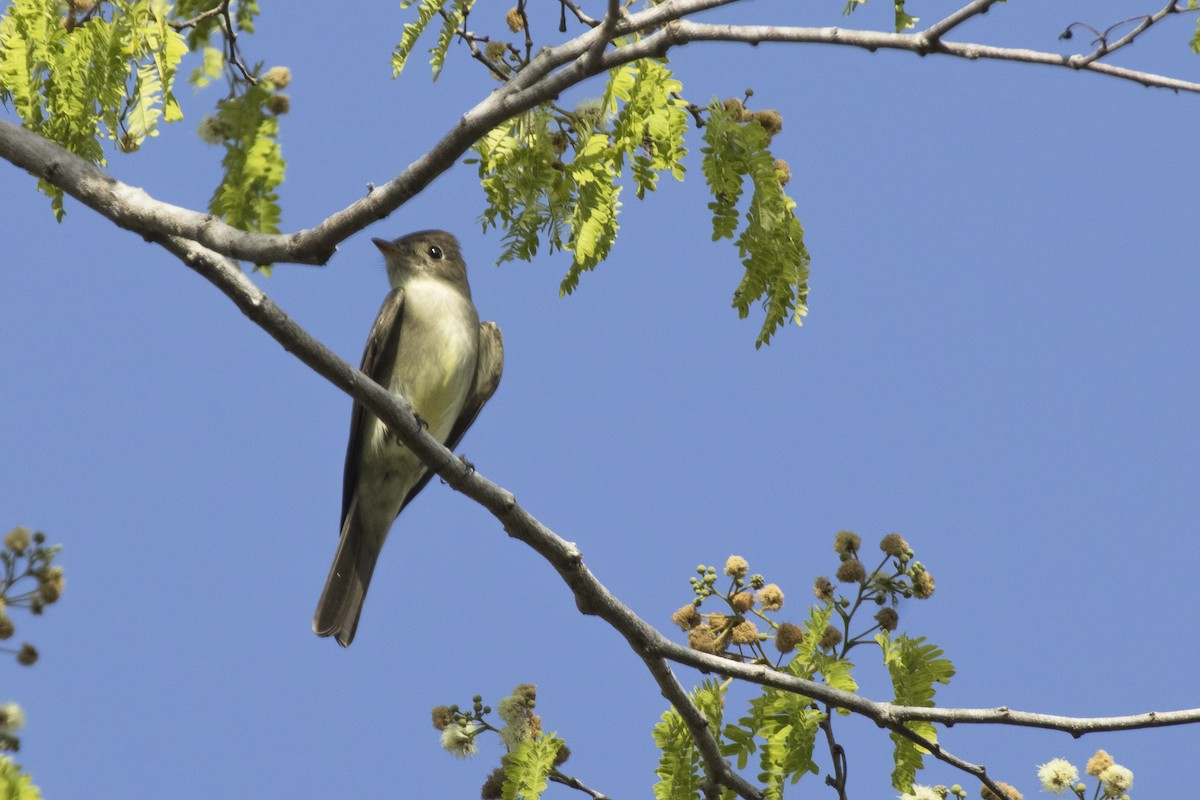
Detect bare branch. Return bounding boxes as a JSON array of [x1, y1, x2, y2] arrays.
[[1072, 0, 1187, 67], [649, 20, 1200, 93], [560, 0, 600, 28], [922, 0, 1005, 42], [218, 1, 256, 84]]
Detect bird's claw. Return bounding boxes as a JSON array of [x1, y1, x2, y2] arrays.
[[441, 455, 475, 485]]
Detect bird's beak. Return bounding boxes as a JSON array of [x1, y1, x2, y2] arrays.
[[371, 238, 395, 254]]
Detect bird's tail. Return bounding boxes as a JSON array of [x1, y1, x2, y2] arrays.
[[313, 511, 382, 647]]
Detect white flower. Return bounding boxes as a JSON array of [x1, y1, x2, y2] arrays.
[[900, 786, 942, 800], [1037, 758, 1078, 794], [440, 723, 479, 759], [1098, 764, 1132, 796], [0, 703, 25, 734]]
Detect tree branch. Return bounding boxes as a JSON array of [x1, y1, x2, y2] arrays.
[[7, 1, 1200, 793], [649, 21, 1200, 94], [1070, 0, 1188, 67], [128, 223, 1200, 798], [922, 0, 1005, 42], [549, 770, 612, 800], [884, 719, 1011, 800], [5, 0, 1196, 274], [168, 0, 225, 31]]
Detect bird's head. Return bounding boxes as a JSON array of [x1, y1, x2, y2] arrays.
[[372, 230, 469, 294]]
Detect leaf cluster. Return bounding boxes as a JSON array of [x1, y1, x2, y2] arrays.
[[0, 0, 284, 237], [659, 539, 956, 797], [432, 685, 574, 800], [879, 632, 955, 789], [393, 0, 476, 79], [0, 757, 40, 800], [202, 76, 286, 238], [0, 0, 187, 217], [471, 57, 690, 296], [652, 679, 723, 800], [701, 100, 810, 348]]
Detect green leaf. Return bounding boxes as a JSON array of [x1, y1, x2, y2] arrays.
[[609, 59, 688, 198], [653, 705, 703, 800], [752, 689, 822, 798], [392, 0, 450, 77], [501, 735, 563, 800], [812, 652, 858, 696], [894, 0, 918, 32], [651, 680, 726, 800], [783, 602, 835, 679], [877, 632, 955, 790], [0, 756, 42, 800], [0, 0, 189, 215], [431, 0, 473, 79], [473, 57, 692, 296], [207, 81, 285, 234], [189, 44, 224, 88], [701, 99, 810, 347]]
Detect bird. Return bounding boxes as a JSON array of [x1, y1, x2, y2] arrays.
[[313, 230, 504, 646]]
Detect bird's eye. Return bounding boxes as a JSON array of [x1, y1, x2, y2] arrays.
[[428, 245, 444, 260]]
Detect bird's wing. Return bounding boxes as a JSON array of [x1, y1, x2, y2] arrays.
[[341, 288, 406, 529], [398, 320, 504, 512]]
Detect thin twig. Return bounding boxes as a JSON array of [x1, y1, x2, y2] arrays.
[[1074, 0, 1186, 67], [219, 2, 256, 84], [922, 0, 1004, 43], [549, 770, 612, 800], [517, 0, 534, 63], [641, 18, 1200, 94], [819, 710, 848, 800], [885, 718, 1011, 800], [169, 0, 226, 31], [561, 0, 601, 28]]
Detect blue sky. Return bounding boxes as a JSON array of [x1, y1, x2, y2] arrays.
[[3, 1, 1199, 797]]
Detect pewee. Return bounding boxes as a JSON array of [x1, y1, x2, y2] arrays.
[[313, 230, 504, 646]]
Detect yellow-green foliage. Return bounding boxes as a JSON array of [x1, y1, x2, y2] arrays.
[[0, 0, 187, 217], [701, 100, 810, 348], [392, 0, 475, 78], [1191, 0, 1200, 54], [206, 81, 285, 236], [653, 680, 725, 800], [878, 632, 955, 791], [472, 59, 690, 298], [659, 566, 957, 798], [606, 58, 689, 198], [0, 757, 41, 800], [500, 734, 563, 800]]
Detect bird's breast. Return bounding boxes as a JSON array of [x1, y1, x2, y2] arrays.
[[386, 277, 479, 445]]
